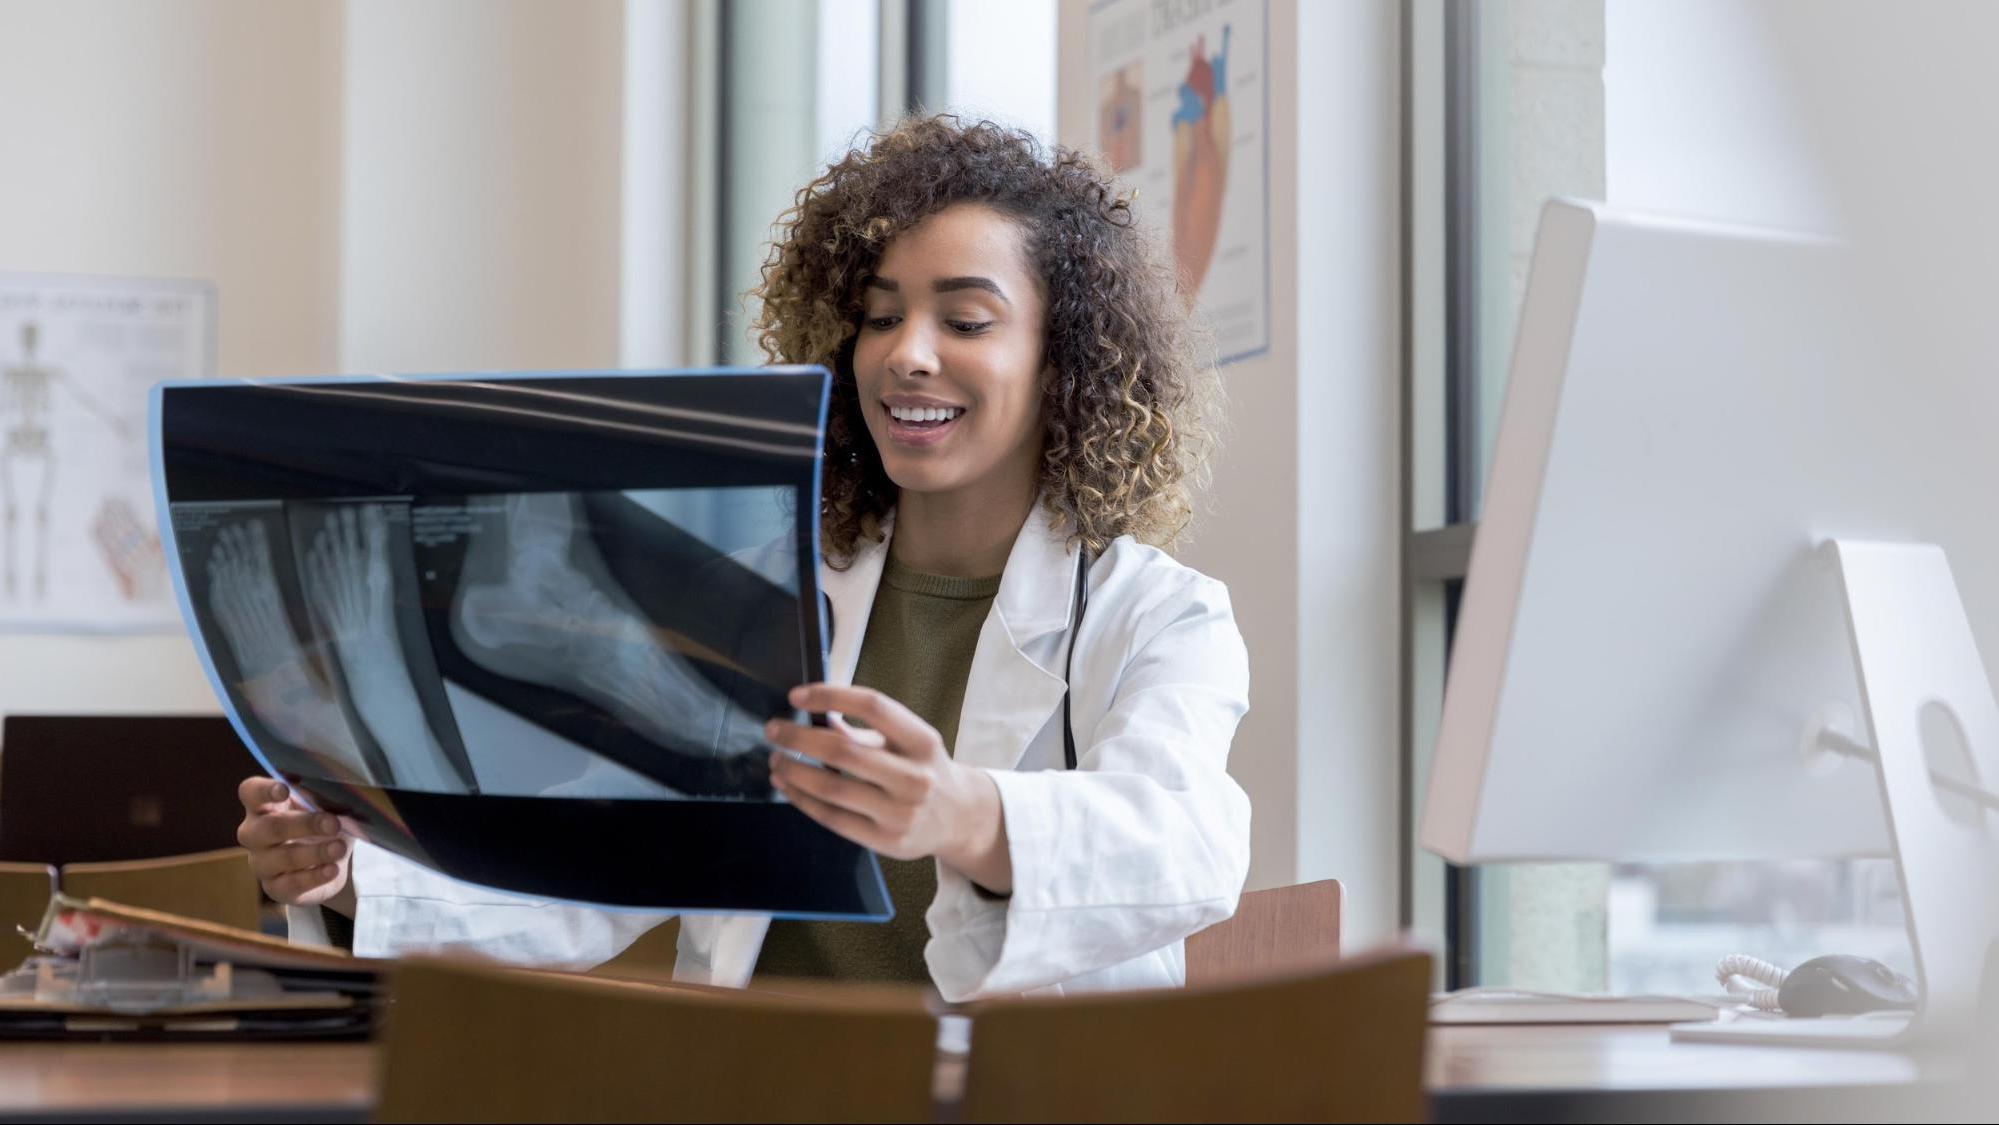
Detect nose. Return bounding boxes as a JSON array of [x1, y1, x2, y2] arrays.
[[881, 318, 939, 381]]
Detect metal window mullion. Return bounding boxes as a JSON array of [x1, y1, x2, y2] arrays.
[[1442, 0, 1483, 529], [687, 0, 723, 366], [1399, 0, 1472, 989], [1438, 0, 1484, 989]]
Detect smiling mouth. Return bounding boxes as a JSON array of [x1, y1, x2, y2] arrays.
[[884, 404, 966, 428], [880, 403, 967, 448]]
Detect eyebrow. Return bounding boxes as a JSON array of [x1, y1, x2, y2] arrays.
[[934, 276, 1009, 302], [863, 275, 1010, 303]]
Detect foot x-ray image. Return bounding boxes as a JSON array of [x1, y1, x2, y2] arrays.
[[421, 487, 794, 799], [155, 370, 888, 918]]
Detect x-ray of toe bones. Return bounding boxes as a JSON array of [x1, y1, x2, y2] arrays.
[[449, 491, 773, 768], [205, 516, 379, 786], [297, 504, 467, 792], [205, 505, 468, 793]]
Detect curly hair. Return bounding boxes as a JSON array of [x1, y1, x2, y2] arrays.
[[750, 115, 1220, 567]]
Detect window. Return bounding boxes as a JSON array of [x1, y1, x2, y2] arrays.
[[1402, 0, 1910, 994], [703, 0, 1056, 366]]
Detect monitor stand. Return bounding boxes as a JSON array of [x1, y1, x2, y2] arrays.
[[1673, 540, 1999, 1050]]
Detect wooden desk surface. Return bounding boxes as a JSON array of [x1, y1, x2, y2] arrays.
[[1426, 1022, 1947, 1089], [0, 1024, 1970, 1124], [0, 1042, 373, 1122], [1425, 1023, 1970, 1123]]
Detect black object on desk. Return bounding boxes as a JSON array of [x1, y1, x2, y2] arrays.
[[0, 715, 255, 865], [1779, 955, 1919, 1018]]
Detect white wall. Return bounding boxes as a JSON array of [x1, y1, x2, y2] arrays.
[[0, 0, 346, 716], [340, 0, 625, 374], [945, 0, 1058, 143], [621, 0, 690, 369], [816, 0, 881, 162], [1604, 0, 1833, 231], [1057, 0, 1404, 947], [0, 0, 636, 718], [1288, 0, 1403, 949]]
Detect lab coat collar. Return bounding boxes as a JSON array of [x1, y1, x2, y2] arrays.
[[962, 501, 1078, 770], [819, 518, 891, 687], [816, 500, 1083, 681], [990, 500, 1086, 650]]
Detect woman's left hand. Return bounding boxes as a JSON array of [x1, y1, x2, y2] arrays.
[[765, 683, 1013, 894]]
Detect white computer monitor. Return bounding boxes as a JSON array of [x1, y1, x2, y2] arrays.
[[1419, 199, 1999, 1047]]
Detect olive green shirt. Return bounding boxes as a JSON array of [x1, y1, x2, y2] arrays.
[[754, 555, 1001, 984]]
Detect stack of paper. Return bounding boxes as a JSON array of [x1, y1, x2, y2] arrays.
[[0, 895, 378, 1039]]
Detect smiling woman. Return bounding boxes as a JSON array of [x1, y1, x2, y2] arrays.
[[846, 205, 1053, 575], [242, 115, 1252, 1003], [738, 118, 1246, 993], [753, 116, 1219, 573]]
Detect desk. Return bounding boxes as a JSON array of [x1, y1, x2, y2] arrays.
[[0, 1025, 1973, 1123], [0, 1043, 372, 1123], [1425, 1024, 1970, 1123]]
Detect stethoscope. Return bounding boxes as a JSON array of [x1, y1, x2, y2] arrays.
[[1062, 550, 1092, 770], [813, 547, 1092, 768]]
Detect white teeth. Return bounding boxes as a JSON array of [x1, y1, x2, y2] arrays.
[[888, 405, 964, 423]]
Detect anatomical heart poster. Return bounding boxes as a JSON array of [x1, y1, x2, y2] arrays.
[[1088, 0, 1268, 365]]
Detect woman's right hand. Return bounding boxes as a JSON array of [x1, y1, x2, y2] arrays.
[[235, 777, 354, 912]]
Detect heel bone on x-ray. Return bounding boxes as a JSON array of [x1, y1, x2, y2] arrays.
[[452, 493, 770, 766]]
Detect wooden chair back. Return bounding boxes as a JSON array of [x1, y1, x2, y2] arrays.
[[59, 847, 262, 932], [376, 956, 939, 1123], [961, 945, 1431, 1124], [0, 861, 56, 970], [1185, 878, 1344, 986]]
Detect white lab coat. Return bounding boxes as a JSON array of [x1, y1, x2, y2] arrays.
[[289, 503, 1252, 1001]]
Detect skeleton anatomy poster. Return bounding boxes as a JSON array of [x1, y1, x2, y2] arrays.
[[0, 273, 213, 632], [1088, 0, 1268, 365]]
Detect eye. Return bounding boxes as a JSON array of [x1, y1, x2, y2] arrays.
[[864, 315, 900, 331], [947, 320, 993, 335]]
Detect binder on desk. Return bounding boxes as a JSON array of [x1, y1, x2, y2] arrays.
[[0, 895, 379, 1040]]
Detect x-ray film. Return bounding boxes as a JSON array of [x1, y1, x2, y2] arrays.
[[152, 369, 889, 919]]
